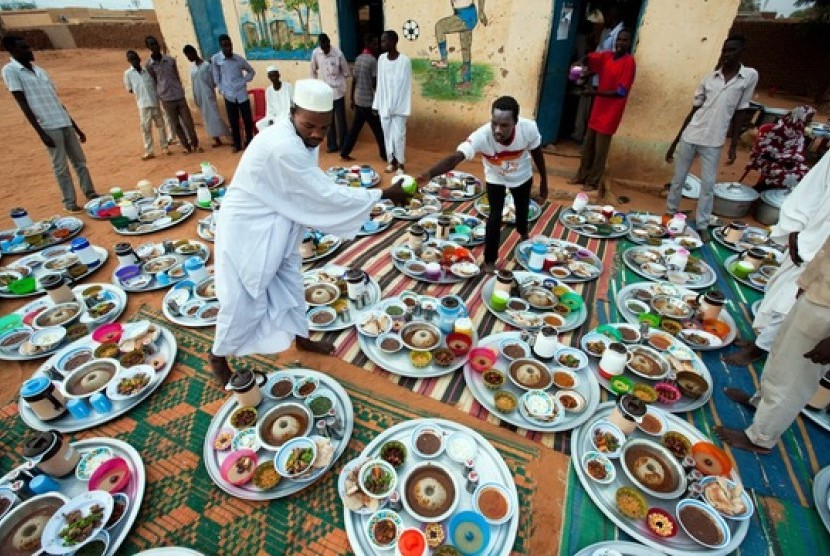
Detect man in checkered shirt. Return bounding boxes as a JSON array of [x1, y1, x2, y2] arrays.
[[2, 36, 99, 212]]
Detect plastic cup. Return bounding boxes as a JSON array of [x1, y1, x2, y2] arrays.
[[491, 290, 509, 311]]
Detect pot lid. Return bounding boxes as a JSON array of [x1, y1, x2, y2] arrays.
[[682, 174, 701, 200], [714, 182, 760, 202], [760, 188, 790, 209], [22, 430, 60, 459], [227, 369, 255, 391], [20, 376, 51, 398]]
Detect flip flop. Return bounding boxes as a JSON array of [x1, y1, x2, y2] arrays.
[[713, 425, 771, 455]]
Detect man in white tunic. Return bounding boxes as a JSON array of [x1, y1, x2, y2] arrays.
[[724, 151, 830, 368], [210, 79, 408, 383], [256, 65, 293, 132], [183, 44, 230, 147], [373, 30, 411, 174]]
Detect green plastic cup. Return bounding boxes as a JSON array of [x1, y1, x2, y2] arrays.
[[491, 290, 509, 311]]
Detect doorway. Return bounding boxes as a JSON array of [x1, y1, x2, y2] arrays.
[[337, 0, 385, 62], [537, 0, 645, 145], [188, 0, 228, 59]]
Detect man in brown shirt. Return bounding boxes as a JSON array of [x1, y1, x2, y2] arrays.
[[717, 234, 830, 453]]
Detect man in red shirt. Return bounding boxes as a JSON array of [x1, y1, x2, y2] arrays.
[[569, 29, 635, 191]]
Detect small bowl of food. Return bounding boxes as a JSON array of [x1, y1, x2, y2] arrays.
[[212, 428, 234, 451], [624, 299, 651, 316], [580, 333, 611, 358], [499, 339, 530, 361], [647, 331, 675, 351], [493, 390, 518, 414], [551, 368, 579, 389], [376, 332, 403, 354], [631, 383, 659, 404], [482, 369, 506, 391], [92, 322, 123, 344], [304, 282, 339, 307], [589, 421, 625, 458], [293, 376, 319, 398], [637, 408, 668, 436], [275, 437, 318, 480], [366, 509, 403, 552], [410, 424, 445, 459], [220, 449, 258, 486], [554, 390, 586, 413], [549, 266, 572, 279], [646, 507, 679, 539], [358, 312, 392, 338], [699, 476, 754, 521], [554, 347, 588, 371], [468, 346, 498, 373], [253, 461, 281, 490], [88, 456, 131, 493], [473, 482, 515, 525], [104, 493, 130, 531], [615, 324, 642, 344], [265, 375, 294, 400], [662, 431, 693, 459], [33, 302, 81, 329], [404, 260, 427, 275], [581, 450, 615, 485], [446, 333, 473, 356], [105, 365, 155, 401], [615, 486, 649, 519], [675, 498, 731, 550], [30, 326, 67, 351], [229, 406, 258, 429], [379, 440, 407, 469], [506, 297, 529, 312], [307, 306, 337, 328], [358, 459, 398, 499]]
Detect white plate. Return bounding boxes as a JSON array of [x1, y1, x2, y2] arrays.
[[41, 490, 114, 554]]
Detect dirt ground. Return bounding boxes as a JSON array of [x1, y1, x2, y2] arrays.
[[0, 48, 821, 402]]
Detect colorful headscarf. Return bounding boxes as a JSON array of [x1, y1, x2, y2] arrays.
[[746, 105, 816, 189]]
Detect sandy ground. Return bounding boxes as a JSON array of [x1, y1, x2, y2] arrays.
[[0, 48, 817, 402]]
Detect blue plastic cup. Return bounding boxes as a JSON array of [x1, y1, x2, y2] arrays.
[[29, 474, 61, 494], [90, 393, 113, 414], [67, 398, 92, 419]]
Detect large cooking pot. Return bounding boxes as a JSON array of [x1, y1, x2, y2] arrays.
[[755, 189, 790, 226], [712, 182, 759, 219]]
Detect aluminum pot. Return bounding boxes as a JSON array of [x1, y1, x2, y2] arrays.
[[755, 189, 790, 226], [712, 182, 759, 219]]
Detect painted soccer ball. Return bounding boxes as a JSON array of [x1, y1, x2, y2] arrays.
[[402, 19, 420, 41]]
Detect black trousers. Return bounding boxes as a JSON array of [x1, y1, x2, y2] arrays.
[[225, 98, 254, 149], [327, 97, 348, 152], [484, 178, 532, 264], [340, 106, 387, 160]]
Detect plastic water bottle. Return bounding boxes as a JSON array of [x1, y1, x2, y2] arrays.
[[196, 183, 212, 208], [70, 238, 100, 268], [184, 256, 208, 282], [527, 242, 547, 272], [10, 208, 33, 229], [360, 165, 374, 187], [667, 213, 687, 235], [201, 162, 216, 181]]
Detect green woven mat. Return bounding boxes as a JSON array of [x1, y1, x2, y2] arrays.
[[0, 305, 541, 555]]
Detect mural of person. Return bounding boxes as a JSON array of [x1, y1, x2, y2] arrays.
[[430, 0, 488, 91]]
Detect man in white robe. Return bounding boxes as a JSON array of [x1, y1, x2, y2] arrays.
[[183, 44, 230, 147], [210, 79, 408, 383], [373, 30, 411, 174], [724, 150, 830, 368], [256, 65, 293, 132]]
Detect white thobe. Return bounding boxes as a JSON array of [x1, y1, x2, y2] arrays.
[[754, 151, 830, 338], [373, 53, 411, 164], [212, 119, 382, 356], [256, 82, 293, 132]]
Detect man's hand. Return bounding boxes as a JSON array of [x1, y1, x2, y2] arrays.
[[415, 173, 431, 187], [39, 132, 55, 148], [726, 145, 737, 165], [534, 181, 548, 205], [382, 180, 409, 207], [805, 336, 830, 365], [77, 130, 87, 143], [665, 143, 677, 163]]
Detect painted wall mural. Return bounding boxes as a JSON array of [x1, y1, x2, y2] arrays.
[[238, 0, 323, 60]]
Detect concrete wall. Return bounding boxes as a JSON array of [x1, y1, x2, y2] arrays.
[[605, 0, 742, 189], [0, 10, 52, 28]]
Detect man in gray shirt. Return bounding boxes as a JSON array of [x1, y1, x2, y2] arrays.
[[211, 34, 256, 152], [340, 34, 386, 162], [145, 35, 201, 153]]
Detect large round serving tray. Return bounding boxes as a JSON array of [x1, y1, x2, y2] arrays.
[[0, 283, 127, 362], [418, 212, 486, 247], [712, 225, 784, 254], [480, 271, 588, 333], [161, 278, 218, 328], [196, 214, 215, 242], [571, 402, 749, 555], [391, 239, 478, 285], [303, 265, 382, 332], [559, 208, 631, 239], [158, 173, 225, 196], [0, 245, 109, 299], [342, 417, 519, 556], [422, 170, 484, 202], [723, 255, 774, 293], [110, 240, 210, 293], [626, 212, 703, 250], [203, 368, 353, 500], [622, 246, 716, 290], [327, 165, 381, 188], [111, 202, 195, 236], [303, 234, 342, 264], [464, 331, 600, 432], [19, 322, 178, 432], [750, 300, 761, 317], [812, 466, 830, 535], [84, 191, 144, 219], [615, 282, 737, 351], [574, 540, 667, 556], [356, 295, 475, 378], [473, 195, 542, 225], [0, 216, 84, 256], [585, 323, 713, 413], [45, 437, 146, 556], [390, 196, 443, 221], [802, 406, 830, 435], [513, 237, 604, 283]]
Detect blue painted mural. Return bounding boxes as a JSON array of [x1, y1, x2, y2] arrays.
[[239, 0, 323, 60]]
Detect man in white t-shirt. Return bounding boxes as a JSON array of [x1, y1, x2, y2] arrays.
[[417, 96, 548, 273]]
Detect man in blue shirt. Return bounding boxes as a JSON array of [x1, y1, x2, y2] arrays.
[[211, 34, 256, 153]]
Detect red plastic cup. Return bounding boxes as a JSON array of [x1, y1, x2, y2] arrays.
[[176, 170, 188, 183]]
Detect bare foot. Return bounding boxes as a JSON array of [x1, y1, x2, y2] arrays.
[[723, 387, 756, 411], [567, 178, 585, 185], [296, 336, 335, 354], [581, 184, 599, 192], [341, 155, 355, 162], [212, 138, 222, 147], [714, 425, 771, 454], [209, 353, 233, 386], [723, 344, 766, 366], [733, 337, 752, 348]]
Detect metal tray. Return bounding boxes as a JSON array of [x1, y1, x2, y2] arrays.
[[622, 246, 716, 290], [712, 225, 784, 254], [812, 466, 830, 535], [513, 237, 604, 283], [750, 300, 760, 317], [196, 215, 215, 242], [203, 368, 353, 500], [356, 216, 394, 237], [559, 208, 631, 239], [418, 212, 486, 247], [84, 191, 144, 219], [0, 246, 109, 299], [480, 272, 588, 333], [37, 437, 146, 556], [303, 265, 382, 332], [0, 217, 84, 256], [584, 323, 713, 413], [473, 195, 542, 225], [392, 259, 470, 285], [626, 212, 703, 250], [19, 323, 178, 432], [111, 202, 196, 235], [422, 170, 484, 202], [356, 295, 474, 378], [571, 402, 749, 555], [110, 240, 210, 293], [723, 255, 769, 293], [802, 407, 830, 435], [0, 283, 128, 362], [574, 540, 667, 556], [327, 166, 381, 188], [390, 196, 443, 221], [158, 174, 225, 196], [615, 283, 737, 350], [303, 234, 342, 264], [342, 417, 519, 556], [161, 277, 218, 328], [464, 331, 600, 432]]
